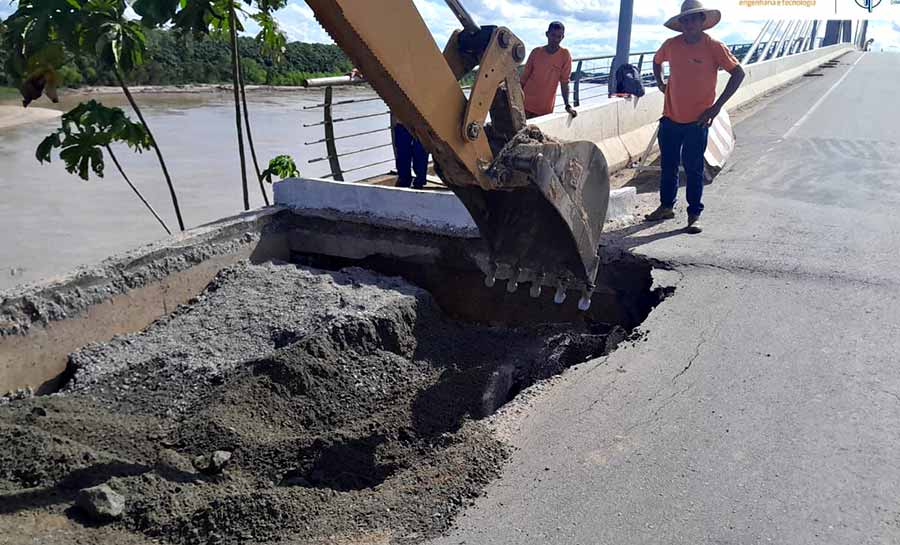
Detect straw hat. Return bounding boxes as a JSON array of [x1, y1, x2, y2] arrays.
[[664, 0, 722, 31]]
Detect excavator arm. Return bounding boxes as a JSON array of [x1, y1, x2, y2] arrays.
[[305, 0, 610, 309]]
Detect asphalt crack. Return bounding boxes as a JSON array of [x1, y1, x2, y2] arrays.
[[674, 259, 891, 289], [672, 333, 707, 383]]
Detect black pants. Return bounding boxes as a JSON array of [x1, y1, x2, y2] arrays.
[[393, 124, 428, 188]]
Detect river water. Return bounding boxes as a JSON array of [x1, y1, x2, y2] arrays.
[[0, 87, 392, 290]]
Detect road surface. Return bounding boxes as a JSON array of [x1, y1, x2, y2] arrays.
[[431, 50, 900, 545]]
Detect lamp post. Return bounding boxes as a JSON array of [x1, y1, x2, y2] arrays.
[[608, 0, 634, 96]]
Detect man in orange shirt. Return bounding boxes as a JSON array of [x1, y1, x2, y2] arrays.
[[520, 21, 577, 119], [645, 0, 745, 233]]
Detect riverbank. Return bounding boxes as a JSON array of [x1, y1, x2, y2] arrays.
[[0, 105, 62, 131], [0, 84, 350, 103]]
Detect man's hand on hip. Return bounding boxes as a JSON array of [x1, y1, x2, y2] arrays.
[[696, 106, 720, 127]]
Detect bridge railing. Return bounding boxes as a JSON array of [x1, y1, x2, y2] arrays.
[[303, 35, 825, 181], [302, 86, 395, 182]]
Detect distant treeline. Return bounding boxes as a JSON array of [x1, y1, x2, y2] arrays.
[[0, 27, 353, 88]]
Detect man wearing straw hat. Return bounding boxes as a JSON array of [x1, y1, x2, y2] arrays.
[[645, 0, 745, 233]]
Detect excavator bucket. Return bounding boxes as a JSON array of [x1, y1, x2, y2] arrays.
[[453, 137, 610, 305]]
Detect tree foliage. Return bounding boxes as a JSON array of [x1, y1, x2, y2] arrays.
[[37, 100, 151, 180], [0, 26, 350, 88]]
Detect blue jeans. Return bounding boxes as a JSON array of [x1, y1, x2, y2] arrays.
[[394, 123, 428, 188], [658, 117, 708, 217]]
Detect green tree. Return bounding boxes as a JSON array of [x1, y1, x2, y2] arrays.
[[241, 58, 266, 84]]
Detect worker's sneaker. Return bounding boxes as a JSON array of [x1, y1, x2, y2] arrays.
[[686, 214, 703, 234], [645, 206, 675, 222]]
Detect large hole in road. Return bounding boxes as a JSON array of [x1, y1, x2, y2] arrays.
[[289, 247, 673, 415], [0, 248, 673, 545]]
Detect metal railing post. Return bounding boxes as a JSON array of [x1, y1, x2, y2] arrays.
[[609, 0, 634, 95], [573, 59, 583, 107], [323, 86, 344, 182]]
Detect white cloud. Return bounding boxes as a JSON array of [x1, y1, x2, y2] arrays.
[[868, 20, 900, 50], [274, 0, 762, 58]]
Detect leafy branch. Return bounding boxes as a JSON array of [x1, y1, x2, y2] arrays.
[[4, 0, 186, 230], [37, 100, 172, 234], [261, 154, 299, 184]]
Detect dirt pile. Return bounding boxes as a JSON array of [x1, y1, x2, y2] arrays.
[[0, 262, 627, 545]]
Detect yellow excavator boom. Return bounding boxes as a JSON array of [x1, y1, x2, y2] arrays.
[[305, 0, 611, 309]]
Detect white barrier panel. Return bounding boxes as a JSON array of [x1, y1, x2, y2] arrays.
[[274, 178, 637, 232]]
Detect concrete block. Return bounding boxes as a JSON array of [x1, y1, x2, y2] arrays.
[[274, 177, 638, 238], [274, 177, 480, 237]]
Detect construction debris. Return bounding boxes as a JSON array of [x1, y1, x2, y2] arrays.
[[0, 261, 659, 544]]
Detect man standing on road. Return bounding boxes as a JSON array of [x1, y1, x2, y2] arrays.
[[520, 21, 578, 119], [645, 0, 745, 233]]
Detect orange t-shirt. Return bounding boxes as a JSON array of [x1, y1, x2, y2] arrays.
[[653, 33, 739, 124], [520, 46, 572, 116]]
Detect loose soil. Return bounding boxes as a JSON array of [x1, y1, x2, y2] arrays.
[[0, 261, 637, 545]]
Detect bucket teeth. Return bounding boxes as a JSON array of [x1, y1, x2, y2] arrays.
[[484, 263, 498, 288], [577, 286, 595, 311], [530, 273, 546, 298], [451, 134, 610, 307], [506, 273, 519, 293], [553, 282, 567, 305]]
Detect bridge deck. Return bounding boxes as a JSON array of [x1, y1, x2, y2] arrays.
[[432, 50, 900, 545]]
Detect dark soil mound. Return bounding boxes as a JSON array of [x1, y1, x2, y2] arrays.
[[0, 262, 625, 545]]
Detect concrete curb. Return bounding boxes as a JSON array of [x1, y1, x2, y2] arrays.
[[274, 178, 637, 235]]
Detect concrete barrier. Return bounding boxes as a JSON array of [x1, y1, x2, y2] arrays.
[[0, 209, 288, 396], [532, 44, 856, 173], [273, 178, 637, 230]]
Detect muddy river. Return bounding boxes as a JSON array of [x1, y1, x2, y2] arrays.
[[0, 87, 391, 290]]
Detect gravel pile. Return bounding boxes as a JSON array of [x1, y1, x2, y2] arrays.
[[0, 261, 624, 545]]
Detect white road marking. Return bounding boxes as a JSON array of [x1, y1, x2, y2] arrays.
[[782, 52, 866, 139]]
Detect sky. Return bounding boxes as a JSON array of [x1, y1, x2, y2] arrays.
[[1, 0, 898, 55], [272, 0, 900, 56]]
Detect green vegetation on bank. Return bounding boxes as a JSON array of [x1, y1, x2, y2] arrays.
[[0, 86, 19, 100], [0, 27, 351, 89]]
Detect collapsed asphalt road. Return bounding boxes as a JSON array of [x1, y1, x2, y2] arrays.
[[0, 260, 664, 545], [430, 51, 900, 545]]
